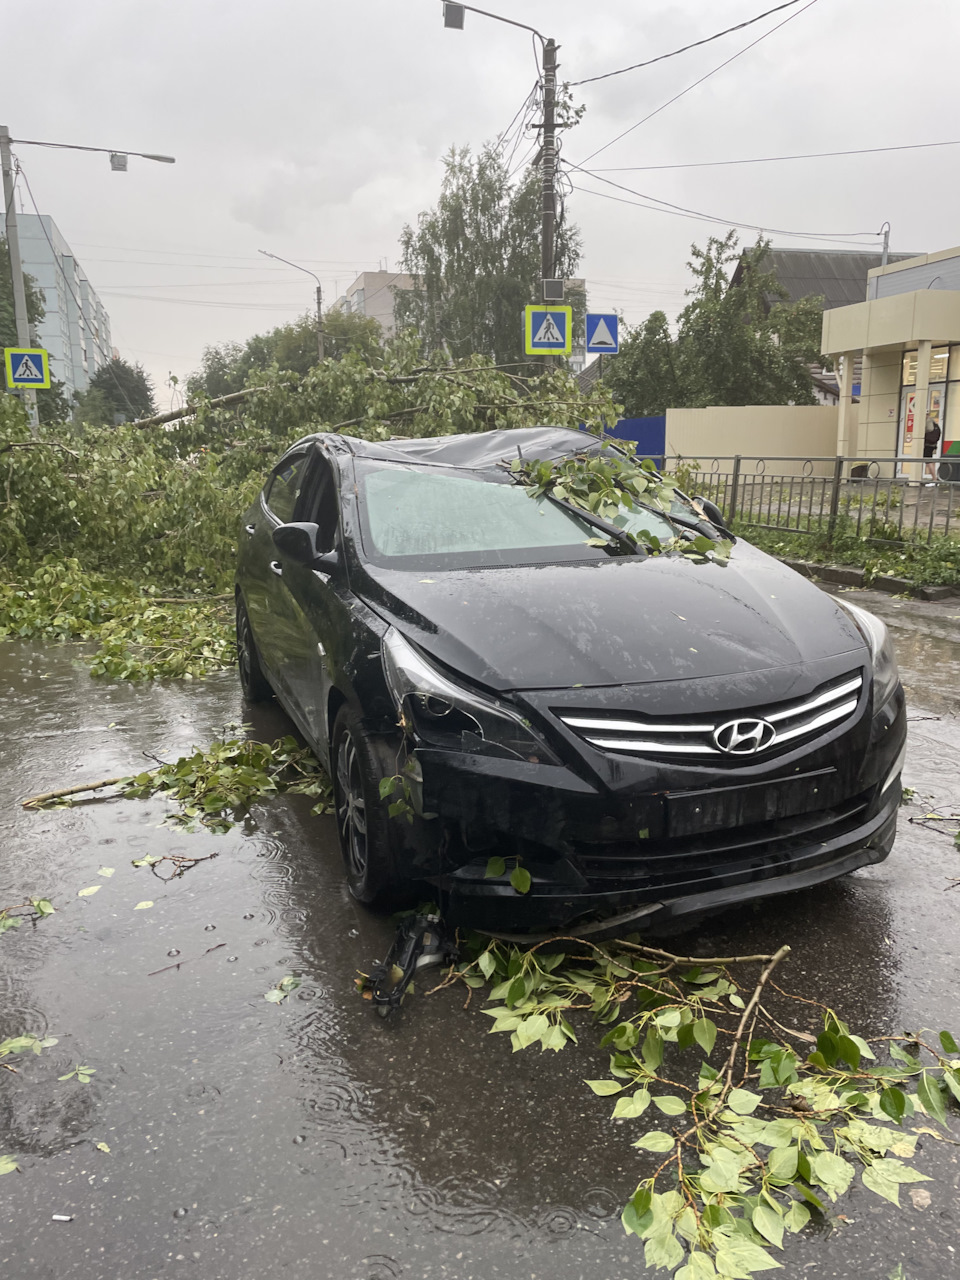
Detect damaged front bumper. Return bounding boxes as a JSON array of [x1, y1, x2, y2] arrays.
[[403, 686, 906, 933]]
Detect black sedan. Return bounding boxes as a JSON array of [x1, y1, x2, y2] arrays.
[[235, 427, 905, 933]]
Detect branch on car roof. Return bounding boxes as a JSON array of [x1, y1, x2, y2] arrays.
[[329, 405, 430, 433]]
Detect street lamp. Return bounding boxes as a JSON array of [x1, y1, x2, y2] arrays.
[[258, 250, 325, 362], [441, 3, 559, 302], [0, 125, 176, 429]]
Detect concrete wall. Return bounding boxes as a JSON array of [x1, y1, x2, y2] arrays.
[[663, 405, 841, 475]]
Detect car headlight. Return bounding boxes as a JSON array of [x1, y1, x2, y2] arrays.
[[837, 600, 900, 709], [381, 627, 559, 764]]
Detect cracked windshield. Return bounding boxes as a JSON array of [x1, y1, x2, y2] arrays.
[[2, 3, 960, 1279]]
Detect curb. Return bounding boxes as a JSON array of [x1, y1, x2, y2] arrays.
[[778, 557, 958, 602]]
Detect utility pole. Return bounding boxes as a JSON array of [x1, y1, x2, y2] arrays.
[[1, 125, 39, 430], [258, 249, 324, 362], [880, 221, 891, 269], [540, 39, 557, 293]]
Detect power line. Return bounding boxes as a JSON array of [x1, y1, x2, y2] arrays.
[[590, 138, 960, 172], [568, 0, 802, 86], [575, 0, 821, 167], [568, 176, 879, 248]]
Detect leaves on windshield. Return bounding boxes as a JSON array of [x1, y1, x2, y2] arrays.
[[509, 443, 732, 564]]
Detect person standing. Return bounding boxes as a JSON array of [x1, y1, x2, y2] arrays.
[[923, 415, 942, 485]]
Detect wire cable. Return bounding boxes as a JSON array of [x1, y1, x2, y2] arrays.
[[575, 0, 821, 167], [568, 0, 802, 86], [568, 176, 879, 248], [589, 137, 960, 172]]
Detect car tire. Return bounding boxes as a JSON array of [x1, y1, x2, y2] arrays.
[[331, 704, 405, 907], [236, 597, 273, 703]]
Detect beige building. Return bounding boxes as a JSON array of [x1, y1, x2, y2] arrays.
[[333, 271, 417, 337], [821, 248, 960, 478]]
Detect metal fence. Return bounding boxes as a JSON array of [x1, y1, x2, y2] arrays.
[[678, 454, 960, 546]]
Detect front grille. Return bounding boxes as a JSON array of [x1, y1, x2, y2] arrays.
[[554, 671, 863, 762]]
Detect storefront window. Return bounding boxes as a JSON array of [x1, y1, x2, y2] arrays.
[[901, 347, 950, 385]]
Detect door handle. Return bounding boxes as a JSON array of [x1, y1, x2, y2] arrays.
[[269, 560, 283, 576], [244, 523, 256, 537]]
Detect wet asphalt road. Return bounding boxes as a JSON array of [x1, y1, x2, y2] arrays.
[[1, 587, 959, 1280]]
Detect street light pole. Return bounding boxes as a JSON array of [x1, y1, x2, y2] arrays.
[[258, 250, 324, 362], [1, 126, 176, 432], [1, 125, 39, 428], [442, 4, 557, 300]]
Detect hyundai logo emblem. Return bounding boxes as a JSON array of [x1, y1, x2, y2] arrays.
[[713, 718, 776, 755]]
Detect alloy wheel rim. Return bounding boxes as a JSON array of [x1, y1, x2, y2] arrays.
[[336, 731, 368, 879], [237, 611, 253, 690]]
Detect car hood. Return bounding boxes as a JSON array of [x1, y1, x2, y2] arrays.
[[355, 544, 866, 692]]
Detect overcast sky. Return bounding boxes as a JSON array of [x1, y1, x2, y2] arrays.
[[6, 0, 959, 407]]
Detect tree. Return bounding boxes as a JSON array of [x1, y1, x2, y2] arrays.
[[605, 233, 823, 417], [604, 311, 679, 417], [1, 236, 70, 425], [395, 145, 584, 368], [186, 309, 382, 400], [76, 357, 156, 423]]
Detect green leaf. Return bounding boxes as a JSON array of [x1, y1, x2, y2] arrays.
[[0, 1154, 20, 1176], [612, 1089, 651, 1120], [484, 856, 506, 879], [714, 1236, 783, 1275], [652, 1094, 687, 1116], [727, 1088, 763, 1115], [862, 1158, 933, 1206], [585, 1079, 623, 1096], [752, 1204, 785, 1250], [97, 867, 115, 878], [95, 1142, 110, 1153], [783, 1202, 810, 1234], [133, 901, 153, 910], [694, 1017, 718, 1056], [509, 865, 532, 895], [879, 1086, 907, 1124], [642, 1026, 664, 1071], [633, 1131, 675, 1152], [31, 898, 55, 916], [917, 1070, 947, 1126], [644, 1224, 685, 1271], [676, 1255, 718, 1280], [766, 1145, 799, 1182], [378, 775, 397, 799], [811, 1151, 855, 1201], [477, 950, 495, 980], [77, 885, 101, 897], [263, 989, 285, 1003], [700, 1147, 748, 1195], [939, 1029, 959, 1055], [515, 1014, 549, 1049]]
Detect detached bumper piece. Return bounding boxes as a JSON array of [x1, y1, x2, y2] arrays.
[[367, 914, 457, 1017]]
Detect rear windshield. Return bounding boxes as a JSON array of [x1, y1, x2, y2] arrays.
[[354, 462, 676, 569]]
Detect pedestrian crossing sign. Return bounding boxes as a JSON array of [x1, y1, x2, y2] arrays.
[[4, 347, 51, 388], [524, 305, 572, 355]]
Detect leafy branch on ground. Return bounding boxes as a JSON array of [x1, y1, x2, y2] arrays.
[[23, 731, 333, 833], [1, 1034, 60, 1174], [0, 896, 55, 936], [426, 937, 960, 1277]]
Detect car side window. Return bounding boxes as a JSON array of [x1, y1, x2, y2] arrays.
[[264, 455, 307, 523], [298, 454, 340, 553]]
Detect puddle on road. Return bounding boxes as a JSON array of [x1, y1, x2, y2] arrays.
[[1, 639, 959, 1279]]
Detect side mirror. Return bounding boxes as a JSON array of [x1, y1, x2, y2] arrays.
[[693, 495, 730, 532], [272, 522, 336, 569]]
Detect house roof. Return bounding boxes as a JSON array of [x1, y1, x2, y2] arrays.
[[732, 247, 919, 311]]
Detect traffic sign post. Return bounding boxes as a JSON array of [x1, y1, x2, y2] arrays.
[[4, 347, 51, 389], [585, 313, 619, 355], [524, 305, 572, 356]]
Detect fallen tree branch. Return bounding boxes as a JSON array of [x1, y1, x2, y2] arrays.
[[0, 440, 80, 460], [129, 387, 268, 429], [22, 775, 130, 809]]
